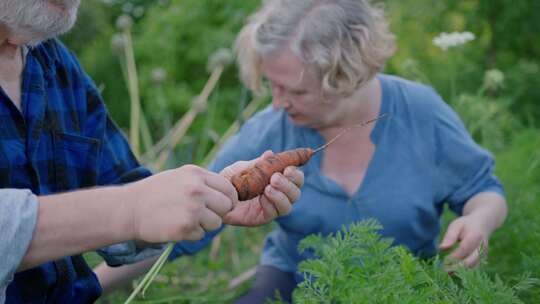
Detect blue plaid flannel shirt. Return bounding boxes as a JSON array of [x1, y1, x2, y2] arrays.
[[0, 39, 153, 303]]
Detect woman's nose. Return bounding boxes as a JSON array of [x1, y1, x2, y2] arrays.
[[272, 95, 291, 110], [271, 85, 289, 109]]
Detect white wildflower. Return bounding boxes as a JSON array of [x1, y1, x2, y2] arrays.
[[483, 69, 505, 91], [133, 6, 145, 18], [151, 68, 167, 85], [433, 31, 475, 51], [110, 34, 125, 52], [116, 15, 133, 31], [207, 48, 234, 72], [122, 2, 134, 14]]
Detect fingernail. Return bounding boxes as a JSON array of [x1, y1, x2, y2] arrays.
[[271, 174, 281, 187], [278, 175, 287, 186]]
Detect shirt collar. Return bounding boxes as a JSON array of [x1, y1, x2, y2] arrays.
[[27, 39, 62, 69]]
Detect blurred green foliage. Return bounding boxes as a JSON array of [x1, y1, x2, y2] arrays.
[[62, 0, 540, 158], [64, 0, 262, 166], [63, 0, 540, 139], [487, 130, 540, 302]]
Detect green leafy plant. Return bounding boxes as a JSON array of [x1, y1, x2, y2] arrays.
[[291, 219, 535, 303]]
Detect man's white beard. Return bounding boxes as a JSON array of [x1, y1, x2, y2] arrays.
[[0, 0, 80, 46]]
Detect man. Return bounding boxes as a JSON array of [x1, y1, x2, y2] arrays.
[[0, 1, 304, 303]]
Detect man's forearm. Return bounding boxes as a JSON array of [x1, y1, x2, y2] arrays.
[[19, 185, 135, 271], [463, 191, 508, 233]]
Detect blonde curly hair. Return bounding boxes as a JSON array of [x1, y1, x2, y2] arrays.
[[235, 0, 396, 97]]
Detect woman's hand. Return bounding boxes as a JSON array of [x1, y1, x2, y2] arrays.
[[439, 214, 491, 268], [439, 192, 507, 269], [220, 151, 305, 226]]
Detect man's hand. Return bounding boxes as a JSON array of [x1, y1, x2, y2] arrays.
[[220, 151, 305, 226], [128, 165, 238, 243]]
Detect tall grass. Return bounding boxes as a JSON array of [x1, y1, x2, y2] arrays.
[[486, 130, 540, 302]]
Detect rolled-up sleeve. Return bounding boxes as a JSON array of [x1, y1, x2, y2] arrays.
[[97, 242, 165, 267], [433, 94, 504, 215], [77, 68, 162, 266], [0, 189, 39, 303]]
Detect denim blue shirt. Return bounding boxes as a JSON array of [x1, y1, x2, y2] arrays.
[[171, 74, 504, 277], [0, 39, 159, 303]]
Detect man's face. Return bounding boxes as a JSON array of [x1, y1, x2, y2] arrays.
[[0, 0, 81, 45]]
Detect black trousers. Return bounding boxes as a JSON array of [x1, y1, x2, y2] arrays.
[[235, 265, 297, 304]]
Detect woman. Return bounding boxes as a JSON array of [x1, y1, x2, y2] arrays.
[[226, 0, 506, 302], [95, 0, 507, 302]]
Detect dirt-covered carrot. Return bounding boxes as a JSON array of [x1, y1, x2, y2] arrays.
[[232, 148, 314, 201], [231, 113, 388, 201]]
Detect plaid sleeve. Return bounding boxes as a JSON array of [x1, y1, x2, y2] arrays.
[[52, 44, 161, 265], [43, 40, 152, 185], [81, 73, 152, 185], [82, 73, 166, 265]]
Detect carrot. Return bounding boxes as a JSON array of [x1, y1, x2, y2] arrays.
[[230, 113, 388, 201], [232, 148, 314, 200]]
